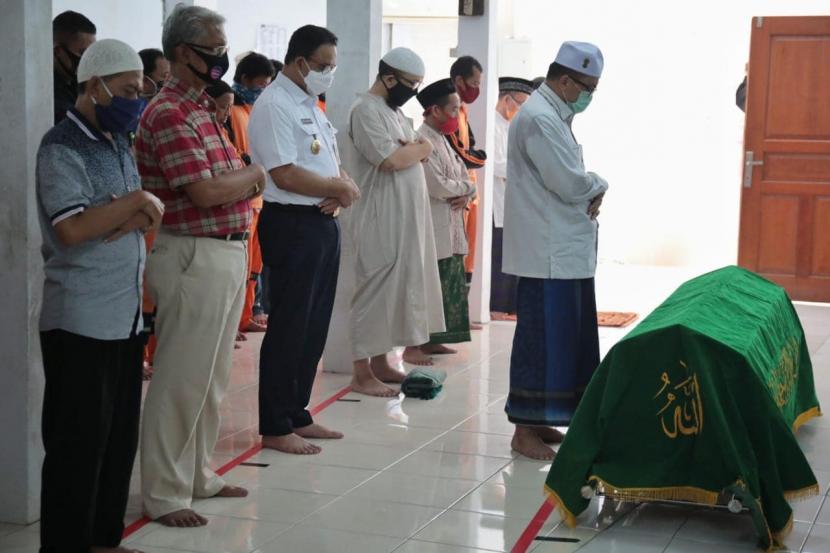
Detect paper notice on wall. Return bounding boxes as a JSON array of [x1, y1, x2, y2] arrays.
[[255, 24, 290, 64]]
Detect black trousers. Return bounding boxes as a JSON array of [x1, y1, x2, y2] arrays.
[[39, 329, 143, 553], [258, 202, 340, 436]]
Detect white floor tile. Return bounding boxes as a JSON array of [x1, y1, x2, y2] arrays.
[[452, 481, 546, 520], [413, 509, 559, 552], [424, 430, 517, 460], [0, 523, 25, 539], [254, 526, 403, 553], [792, 494, 825, 523], [664, 538, 759, 552], [132, 515, 291, 553], [192, 486, 338, 523], [531, 525, 599, 553], [776, 521, 811, 553], [803, 522, 830, 553], [229, 461, 378, 495], [299, 496, 443, 539], [387, 449, 511, 482], [814, 494, 830, 524], [612, 503, 688, 536], [574, 530, 671, 553], [0, 528, 39, 553], [348, 471, 482, 509], [673, 509, 759, 547], [395, 540, 498, 553]]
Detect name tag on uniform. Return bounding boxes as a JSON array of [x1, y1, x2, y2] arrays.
[[301, 118, 314, 125]]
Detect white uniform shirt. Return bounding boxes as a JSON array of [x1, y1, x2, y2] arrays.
[[503, 83, 609, 279], [248, 72, 340, 206], [492, 110, 509, 228]]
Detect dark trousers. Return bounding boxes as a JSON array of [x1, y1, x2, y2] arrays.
[[258, 202, 340, 436], [39, 329, 143, 553]]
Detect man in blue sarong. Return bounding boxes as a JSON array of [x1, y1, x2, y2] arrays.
[[502, 41, 609, 460]]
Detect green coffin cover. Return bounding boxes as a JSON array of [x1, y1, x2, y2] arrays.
[[544, 266, 821, 550]]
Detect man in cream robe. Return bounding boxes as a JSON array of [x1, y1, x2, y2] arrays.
[[343, 47, 445, 396]]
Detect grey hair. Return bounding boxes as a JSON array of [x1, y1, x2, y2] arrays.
[[162, 4, 226, 61]]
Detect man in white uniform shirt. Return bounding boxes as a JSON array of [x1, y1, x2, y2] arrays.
[[490, 77, 532, 320], [248, 25, 360, 455], [502, 41, 608, 460]]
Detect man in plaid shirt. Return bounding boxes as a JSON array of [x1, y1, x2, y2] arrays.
[[135, 4, 266, 528]]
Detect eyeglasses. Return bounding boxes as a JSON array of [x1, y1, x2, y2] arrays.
[[306, 57, 337, 74], [569, 75, 597, 94], [395, 73, 422, 90], [185, 43, 229, 57]]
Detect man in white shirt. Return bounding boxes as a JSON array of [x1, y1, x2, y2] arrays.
[[502, 42, 608, 460], [490, 77, 532, 320], [248, 25, 360, 455]]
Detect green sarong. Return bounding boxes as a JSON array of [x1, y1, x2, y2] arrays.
[[429, 255, 471, 344], [544, 266, 821, 551]]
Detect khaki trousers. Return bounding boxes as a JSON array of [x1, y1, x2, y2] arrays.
[[140, 231, 246, 518]]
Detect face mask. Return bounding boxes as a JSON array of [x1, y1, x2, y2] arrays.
[[61, 45, 81, 69], [384, 77, 418, 108], [186, 45, 229, 85], [431, 107, 459, 135], [232, 82, 264, 105], [302, 59, 335, 97], [568, 90, 593, 114], [457, 82, 480, 104], [92, 80, 147, 133]]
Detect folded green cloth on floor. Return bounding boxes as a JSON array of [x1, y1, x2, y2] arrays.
[[402, 368, 447, 399]]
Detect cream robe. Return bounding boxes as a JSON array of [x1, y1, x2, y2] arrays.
[[343, 93, 445, 360]]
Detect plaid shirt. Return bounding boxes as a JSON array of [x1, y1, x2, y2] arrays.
[[135, 77, 251, 236]]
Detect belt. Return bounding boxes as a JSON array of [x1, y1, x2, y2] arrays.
[[207, 231, 249, 241]]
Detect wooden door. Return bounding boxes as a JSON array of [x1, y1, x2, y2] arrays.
[[738, 16, 830, 302]]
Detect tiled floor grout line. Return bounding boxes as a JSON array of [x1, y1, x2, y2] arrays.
[[800, 492, 828, 553], [660, 513, 691, 552]]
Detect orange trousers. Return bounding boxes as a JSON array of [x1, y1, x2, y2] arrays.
[[464, 198, 478, 275], [239, 209, 263, 331], [142, 230, 157, 365]]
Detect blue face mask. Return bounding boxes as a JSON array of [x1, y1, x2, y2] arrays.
[[232, 82, 264, 106], [568, 90, 593, 114], [93, 81, 147, 134]]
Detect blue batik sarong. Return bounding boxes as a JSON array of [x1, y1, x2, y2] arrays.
[[505, 277, 600, 426]]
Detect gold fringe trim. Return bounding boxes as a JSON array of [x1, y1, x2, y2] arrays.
[[792, 406, 822, 433], [784, 483, 820, 502], [543, 485, 577, 527], [587, 475, 720, 506]]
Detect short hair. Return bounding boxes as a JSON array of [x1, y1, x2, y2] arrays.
[[284, 25, 338, 65], [162, 4, 226, 61], [270, 59, 284, 74], [205, 80, 234, 98], [546, 62, 589, 82], [53, 11, 96, 44], [233, 52, 276, 83], [450, 56, 482, 80], [138, 48, 165, 77]]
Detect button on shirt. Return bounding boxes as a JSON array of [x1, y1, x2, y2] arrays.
[[135, 77, 251, 236], [36, 108, 146, 340], [503, 83, 609, 280], [248, 72, 341, 206]]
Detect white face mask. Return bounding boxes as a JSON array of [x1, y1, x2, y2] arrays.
[[302, 59, 335, 96]]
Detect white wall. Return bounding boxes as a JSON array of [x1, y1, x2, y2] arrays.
[[511, 0, 829, 269], [52, 0, 165, 53]]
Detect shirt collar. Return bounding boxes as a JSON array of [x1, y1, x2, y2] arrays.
[[538, 83, 574, 124], [66, 107, 106, 142], [165, 75, 209, 106], [275, 72, 315, 106]]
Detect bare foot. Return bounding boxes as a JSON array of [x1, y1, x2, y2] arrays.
[[491, 311, 517, 322], [235, 331, 247, 342], [91, 547, 146, 553], [213, 485, 248, 498], [242, 320, 267, 333], [533, 427, 565, 444], [295, 423, 344, 439], [511, 426, 555, 460], [421, 344, 457, 355], [262, 433, 321, 455], [470, 323, 483, 330], [352, 360, 400, 397], [252, 313, 268, 326], [402, 346, 434, 366], [156, 509, 208, 528], [370, 355, 407, 383], [142, 362, 153, 381]]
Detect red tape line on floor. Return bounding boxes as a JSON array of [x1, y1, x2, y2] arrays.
[[122, 384, 353, 539], [510, 499, 556, 553]]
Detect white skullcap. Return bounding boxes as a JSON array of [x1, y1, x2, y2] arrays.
[[554, 41, 604, 78], [382, 47, 425, 78], [77, 38, 143, 83]]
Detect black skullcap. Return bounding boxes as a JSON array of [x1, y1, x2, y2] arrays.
[[416, 78, 457, 109], [499, 77, 534, 95]]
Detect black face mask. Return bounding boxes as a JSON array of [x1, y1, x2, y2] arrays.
[[185, 44, 229, 85], [383, 77, 418, 108], [59, 44, 81, 76]]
